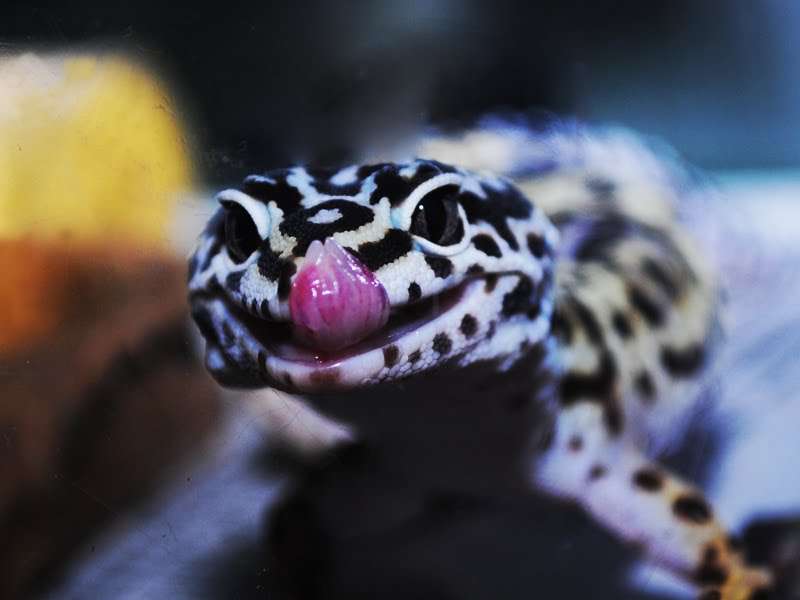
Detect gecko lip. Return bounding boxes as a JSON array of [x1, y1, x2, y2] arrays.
[[233, 277, 479, 365], [195, 270, 526, 391]]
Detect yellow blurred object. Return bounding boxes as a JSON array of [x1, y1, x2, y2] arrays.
[[0, 53, 193, 243]]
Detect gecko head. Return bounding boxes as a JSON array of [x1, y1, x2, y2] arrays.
[[188, 160, 558, 393]]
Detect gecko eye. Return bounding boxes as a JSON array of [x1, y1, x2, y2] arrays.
[[409, 185, 465, 247], [222, 201, 261, 263]]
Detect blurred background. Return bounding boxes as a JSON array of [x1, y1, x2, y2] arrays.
[[6, 0, 800, 179], [2, 1, 799, 599]]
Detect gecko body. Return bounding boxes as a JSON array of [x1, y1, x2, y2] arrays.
[[189, 123, 772, 599]]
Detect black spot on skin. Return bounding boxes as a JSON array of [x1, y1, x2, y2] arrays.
[[368, 161, 453, 206], [351, 229, 413, 271], [369, 167, 405, 206], [568, 436, 583, 451], [603, 404, 624, 435], [550, 310, 573, 344], [642, 257, 680, 300], [527, 302, 542, 321], [632, 467, 663, 492], [240, 169, 303, 214], [408, 282, 421, 302], [280, 199, 376, 257], [383, 345, 400, 368], [611, 311, 633, 339], [191, 306, 217, 342], [197, 239, 223, 275], [726, 536, 743, 553], [559, 348, 623, 436], [704, 545, 720, 563], [467, 263, 485, 275], [460, 314, 478, 338], [432, 333, 452, 355], [257, 244, 288, 282], [472, 234, 502, 258], [559, 351, 618, 405], [588, 465, 607, 481], [569, 296, 604, 344], [459, 184, 532, 250], [425, 255, 453, 278], [635, 371, 656, 403], [225, 270, 245, 294], [309, 368, 340, 386], [357, 163, 392, 179], [259, 299, 271, 317], [585, 176, 616, 201], [306, 167, 362, 196], [484, 274, 498, 293], [277, 261, 297, 300], [573, 214, 630, 261], [661, 344, 706, 378], [527, 233, 548, 258], [408, 349, 422, 364], [694, 559, 728, 587], [628, 285, 665, 327], [487, 321, 497, 339], [501, 277, 536, 318], [555, 211, 693, 280], [673, 494, 713, 524], [697, 591, 722, 600]]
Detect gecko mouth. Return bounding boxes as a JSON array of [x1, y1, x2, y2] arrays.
[[230, 277, 481, 366], [190, 267, 543, 392], [192, 269, 541, 391]]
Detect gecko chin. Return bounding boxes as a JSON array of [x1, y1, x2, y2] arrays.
[[200, 272, 538, 393]]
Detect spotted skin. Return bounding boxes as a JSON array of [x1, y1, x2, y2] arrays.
[[189, 160, 555, 391], [189, 125, 773, 599]]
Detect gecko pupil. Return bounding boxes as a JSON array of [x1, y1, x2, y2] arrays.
[[409, 185, 464, 246], [223, 203, 260, 263]]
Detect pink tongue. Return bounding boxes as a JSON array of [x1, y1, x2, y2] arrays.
[[289, 238, 390, 352]]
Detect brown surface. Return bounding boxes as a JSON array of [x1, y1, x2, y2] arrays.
[[0, 240, 220, 599]]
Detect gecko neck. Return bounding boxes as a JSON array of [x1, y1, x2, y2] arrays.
[[302, 343, 555, 497]]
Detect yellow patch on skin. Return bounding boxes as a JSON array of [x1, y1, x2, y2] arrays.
[[0, 53, 193, 244]]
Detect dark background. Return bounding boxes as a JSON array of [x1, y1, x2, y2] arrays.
[[4, 0, 799, 183]]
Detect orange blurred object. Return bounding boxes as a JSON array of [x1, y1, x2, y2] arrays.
[[0, 52, 196, 352], [1, 53, 194, 243]]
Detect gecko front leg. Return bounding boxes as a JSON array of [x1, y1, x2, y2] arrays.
[[534, 403, 773, 600]]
